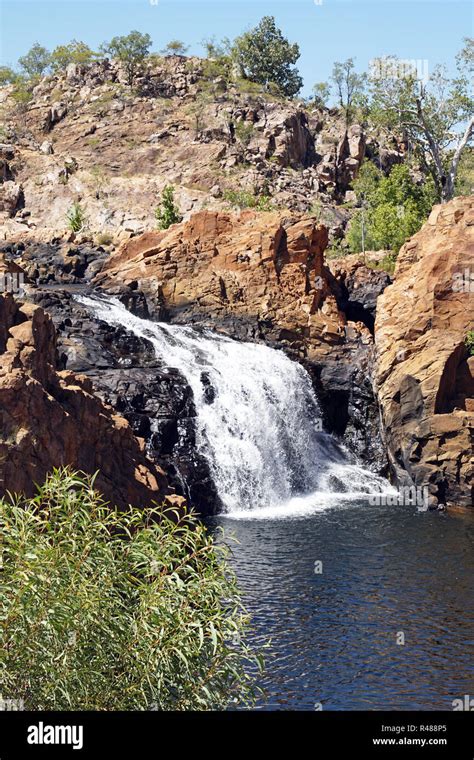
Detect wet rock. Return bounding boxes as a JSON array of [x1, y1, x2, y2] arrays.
[[0, 287, 170, 509], [0, 240, 108, 284], [27, 287, 220, 515]]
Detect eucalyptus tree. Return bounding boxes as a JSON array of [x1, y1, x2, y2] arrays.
[[101, 30, 152, 85], [368, 39, 473, 202], [232, 16, 303, 97]]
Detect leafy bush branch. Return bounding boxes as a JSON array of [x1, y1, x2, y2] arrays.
[[0, 468, 264, 710]]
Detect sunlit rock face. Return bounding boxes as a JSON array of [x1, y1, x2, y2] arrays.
[[375, 196, 474, 507]]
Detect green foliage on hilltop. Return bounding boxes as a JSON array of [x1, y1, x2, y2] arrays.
[[231, 16, 303, 97], [346, 163, 436, 254], [0, 469, 263, 710], [100, 31, 152, 85], [312, 82, 331, 109], [50, 40, 96, 72], [161, 40, 189, 57], [330, 58, 366, 126], [18, 42, 51, 78], [234, 120, 255, 146]]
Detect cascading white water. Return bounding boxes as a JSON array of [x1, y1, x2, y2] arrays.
[[77, 295, 394, 516]]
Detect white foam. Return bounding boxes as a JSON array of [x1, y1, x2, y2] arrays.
[[77, 295, 394, 517]]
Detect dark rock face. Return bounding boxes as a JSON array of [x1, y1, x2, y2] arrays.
[[305, 341, 387, 473], [0, 240, 108, 284], [28, 288, 220, 515], [329, 258, 392, 334], [85, 368, 220, 514]]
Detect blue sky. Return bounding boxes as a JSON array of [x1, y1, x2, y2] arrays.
[[1, 0, 472, 96]]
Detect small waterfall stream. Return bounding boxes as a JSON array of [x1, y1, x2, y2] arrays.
[[77, 295, 392, 516]]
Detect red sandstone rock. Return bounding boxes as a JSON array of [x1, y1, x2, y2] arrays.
[[96, 209, 346, 357], [375, 196, 474, 507], [0, 284, 169, 508]]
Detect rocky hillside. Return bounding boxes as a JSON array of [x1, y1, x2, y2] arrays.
[[0, 56, 403, 244]]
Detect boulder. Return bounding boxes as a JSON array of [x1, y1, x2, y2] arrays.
[[0, 182, 23, 217], [95, 209, 343, 352]]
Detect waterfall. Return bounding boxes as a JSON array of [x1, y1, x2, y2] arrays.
[[77, 295, 393, 516]]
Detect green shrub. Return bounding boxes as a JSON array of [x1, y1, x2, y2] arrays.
[[155, 185, 182, 230], [223, 189, 273, 211], [10, 77, 34, 107], [201, 55, 232, 83], [346, 163, 436, 254], [235, 120, 254, 146], [465, 331, 474, 356], [0, 469, 263, 710], [50, 40, 95, 72], [66, 201, 86, 232], [0, 66, 19, 85]]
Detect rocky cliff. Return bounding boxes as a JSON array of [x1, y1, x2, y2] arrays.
[[0, 263, 174, 509], [96, 209, 338, 348], [375, 197, 474, 507], [95, 209, 387, 469]]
